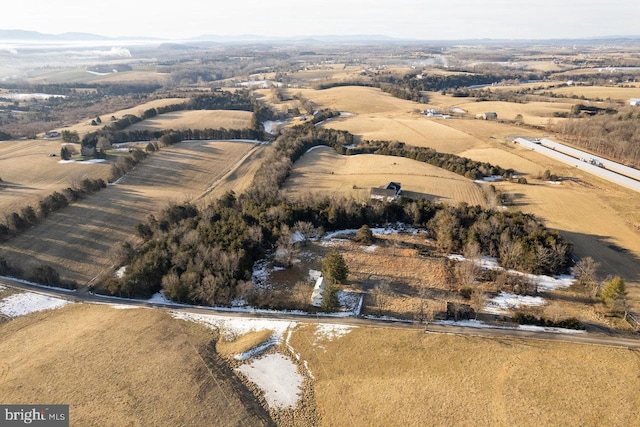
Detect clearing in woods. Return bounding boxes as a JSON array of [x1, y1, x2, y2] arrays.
[[0, 303, 272, 426], [282, 146, 487, 207], [0, 140, 262, 284]]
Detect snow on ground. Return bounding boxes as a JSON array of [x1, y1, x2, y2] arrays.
[[172, 311, 295, 341], [57, 159, 106, 164], [305, 145, 327, 153], [314, 324, 355, 341], [0, 292, 70, 317], [517, 324, 586, 334], [475, 175, 503, 183], [115, 266, 127, 278], [147, 291, 173, 305], [323, 224, 420, 241], [251, 259, 272, 290], [0, 276, 76, 293], [362, 244, 379, 253], [236, 353, 304, 410], [263, 120, 286, 135], [447, 255, 575, 291], [337, 290, 361, 314], [485, 292, 546, 315], [308, 269, 322, 281], [0, 285, 6, 291]]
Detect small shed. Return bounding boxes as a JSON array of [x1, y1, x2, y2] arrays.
[[311, 276, 325, 307]]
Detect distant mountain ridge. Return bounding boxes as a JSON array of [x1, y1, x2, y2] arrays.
[[1, 28, 639, 44]]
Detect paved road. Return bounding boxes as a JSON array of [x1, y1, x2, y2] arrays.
[[514, 137, 640, 193], [1, 276, 639, 349]]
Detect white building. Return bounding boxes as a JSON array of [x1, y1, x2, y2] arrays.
[[311, 276, 324, 307]]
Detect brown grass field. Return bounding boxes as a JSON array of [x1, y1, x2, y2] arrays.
[[0, 139, 113, 213], [60, 98, 187, 138], [323, 114, 487, 154], [0, 304, 271, 426], [289, 325, 640, 427], [448, 100, 574, 126], [294, 86, 422, 115], [0, 140, 261, 284], [282, 146, 487, 207], [542, 85, 640, 101], [19, 68, 172, 86], [126, 110, 253, 132]]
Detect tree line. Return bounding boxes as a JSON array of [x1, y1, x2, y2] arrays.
[[551, 107, 640, 167], [0, 177, 107, 242], [80, 90, 267, 148]]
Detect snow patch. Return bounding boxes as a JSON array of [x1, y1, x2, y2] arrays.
[[147, 292, 173, 305], [314, 324, 355, 341], [0, 292, 70, 317], [252, 259, 272, 290], [236, 353, 304, 410], [172, 312, 295, 342], [517, 324, 586, 334], [336, 290, 361, 314], [263, 120, 286, 135], [308, 269, 322, 281], [115, 266, 127, 278], [447, 255, 575, 291], [485, 292, 545, 315]]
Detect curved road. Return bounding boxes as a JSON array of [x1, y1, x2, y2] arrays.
[[1, 276, 639, 349]]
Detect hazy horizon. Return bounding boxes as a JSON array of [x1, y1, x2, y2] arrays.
[[2, 0, 639, 41]]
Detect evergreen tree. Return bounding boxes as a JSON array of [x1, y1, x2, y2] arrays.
[[322, 248, 349, 285], [354, 224, 374, 245]]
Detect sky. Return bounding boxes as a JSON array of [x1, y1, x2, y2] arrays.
[[2, 0, 639, 40]]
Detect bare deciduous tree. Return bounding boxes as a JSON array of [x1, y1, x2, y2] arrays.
[[575, 256, 601, 297]]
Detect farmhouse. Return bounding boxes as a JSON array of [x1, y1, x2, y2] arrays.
[[629, 98, 640, 106], [370, 182, 402, 202]]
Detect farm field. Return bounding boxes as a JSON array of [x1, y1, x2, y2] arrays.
[[59, 97, 187, 138], [0, 303, 271, 426], [0, 138, 112, 213], [294, 86, 422, 115], [0, 140, 259, 284], [282, 146, 487, 207], [22, 68, 172, 85], [290, 325, 640, 427], [126, 110, 253, 131], [323, 114, 487, 154], [449, 100, 575, 126], [542, 85, 640, 101]]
